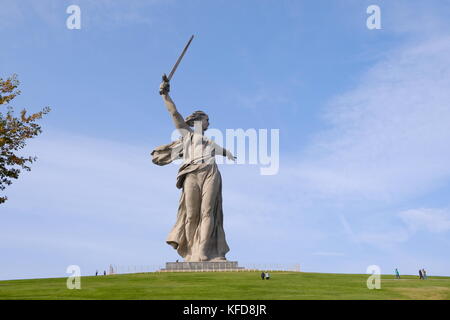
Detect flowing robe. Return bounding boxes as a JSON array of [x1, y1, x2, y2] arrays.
[[153, 130, 230, 261]]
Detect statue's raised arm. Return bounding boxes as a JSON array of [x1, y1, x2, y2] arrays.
[[159, 74, 191, 135]]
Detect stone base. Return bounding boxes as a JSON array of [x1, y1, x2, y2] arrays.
[[160, 261, 244, 272]]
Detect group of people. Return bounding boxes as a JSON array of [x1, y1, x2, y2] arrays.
[[260, 272, 270, 280], [95, 270, 107, 276], [394, 268, 428, 279]]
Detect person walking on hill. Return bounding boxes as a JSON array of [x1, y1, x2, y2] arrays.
[[261, 272, 265, 280], [395, 268, 400, 279], [419, 269, 423, 280]]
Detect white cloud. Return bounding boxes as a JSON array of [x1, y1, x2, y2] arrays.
[[3, 131, 177, 226], [338, 213, 410, 249], [399, 208, 450, 233], [342, 206, 450, 249], [338, 214, 359, 244], [356, 229, 410, 247], [294, 35, 450, 203]]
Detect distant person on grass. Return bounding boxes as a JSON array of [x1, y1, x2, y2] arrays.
[[419, 269, 423, 280], [395, 268, 400, 279], [422, 269, 427, 280], [261, 272, 265, 280], [265, 272, 270, 280]]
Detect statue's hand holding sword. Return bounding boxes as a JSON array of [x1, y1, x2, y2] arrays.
[[159, 74, 170, 95]]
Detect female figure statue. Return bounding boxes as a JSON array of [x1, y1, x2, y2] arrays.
[[153, 77, 235, 262]]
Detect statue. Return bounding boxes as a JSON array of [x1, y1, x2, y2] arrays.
[[152, 75, 236, 262], [152, 36, 236, 262]]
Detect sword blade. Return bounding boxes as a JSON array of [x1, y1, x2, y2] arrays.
[[167, 35, 194, 81]]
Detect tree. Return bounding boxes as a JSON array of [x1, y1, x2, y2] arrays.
[[0, 74, 50, 204]]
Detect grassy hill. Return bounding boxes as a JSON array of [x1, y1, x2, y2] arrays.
[[1, 271, 449, 300]]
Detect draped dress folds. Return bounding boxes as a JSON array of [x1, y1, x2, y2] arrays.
[[151, 130, 230, 262]]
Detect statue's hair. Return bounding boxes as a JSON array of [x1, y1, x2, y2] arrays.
[[185, 110, 208, 127]]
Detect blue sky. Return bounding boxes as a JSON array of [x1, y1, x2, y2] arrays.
[[1, 0, 450, 280]]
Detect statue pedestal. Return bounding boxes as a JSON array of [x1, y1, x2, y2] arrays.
[[161, 261, 244, 272]]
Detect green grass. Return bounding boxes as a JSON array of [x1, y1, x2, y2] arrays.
[[0, 272, 449, 300]]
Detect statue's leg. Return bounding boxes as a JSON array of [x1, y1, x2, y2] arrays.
[[184, 173, 201, 251], [199, 170, 221, 261]]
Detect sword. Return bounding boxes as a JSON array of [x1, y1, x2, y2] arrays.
[[160, 35, 194, 95]]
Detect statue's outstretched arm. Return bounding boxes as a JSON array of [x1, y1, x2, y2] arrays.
[[211, 141, 236, 161]]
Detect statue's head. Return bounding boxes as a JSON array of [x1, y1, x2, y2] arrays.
[[185, 110, 209, 131]]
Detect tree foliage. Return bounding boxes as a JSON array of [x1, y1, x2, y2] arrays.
[[0, 74, 50, 204]]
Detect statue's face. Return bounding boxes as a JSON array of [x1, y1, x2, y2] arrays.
[[201, 116, 209, 131], [191, 115, 209, 132]]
